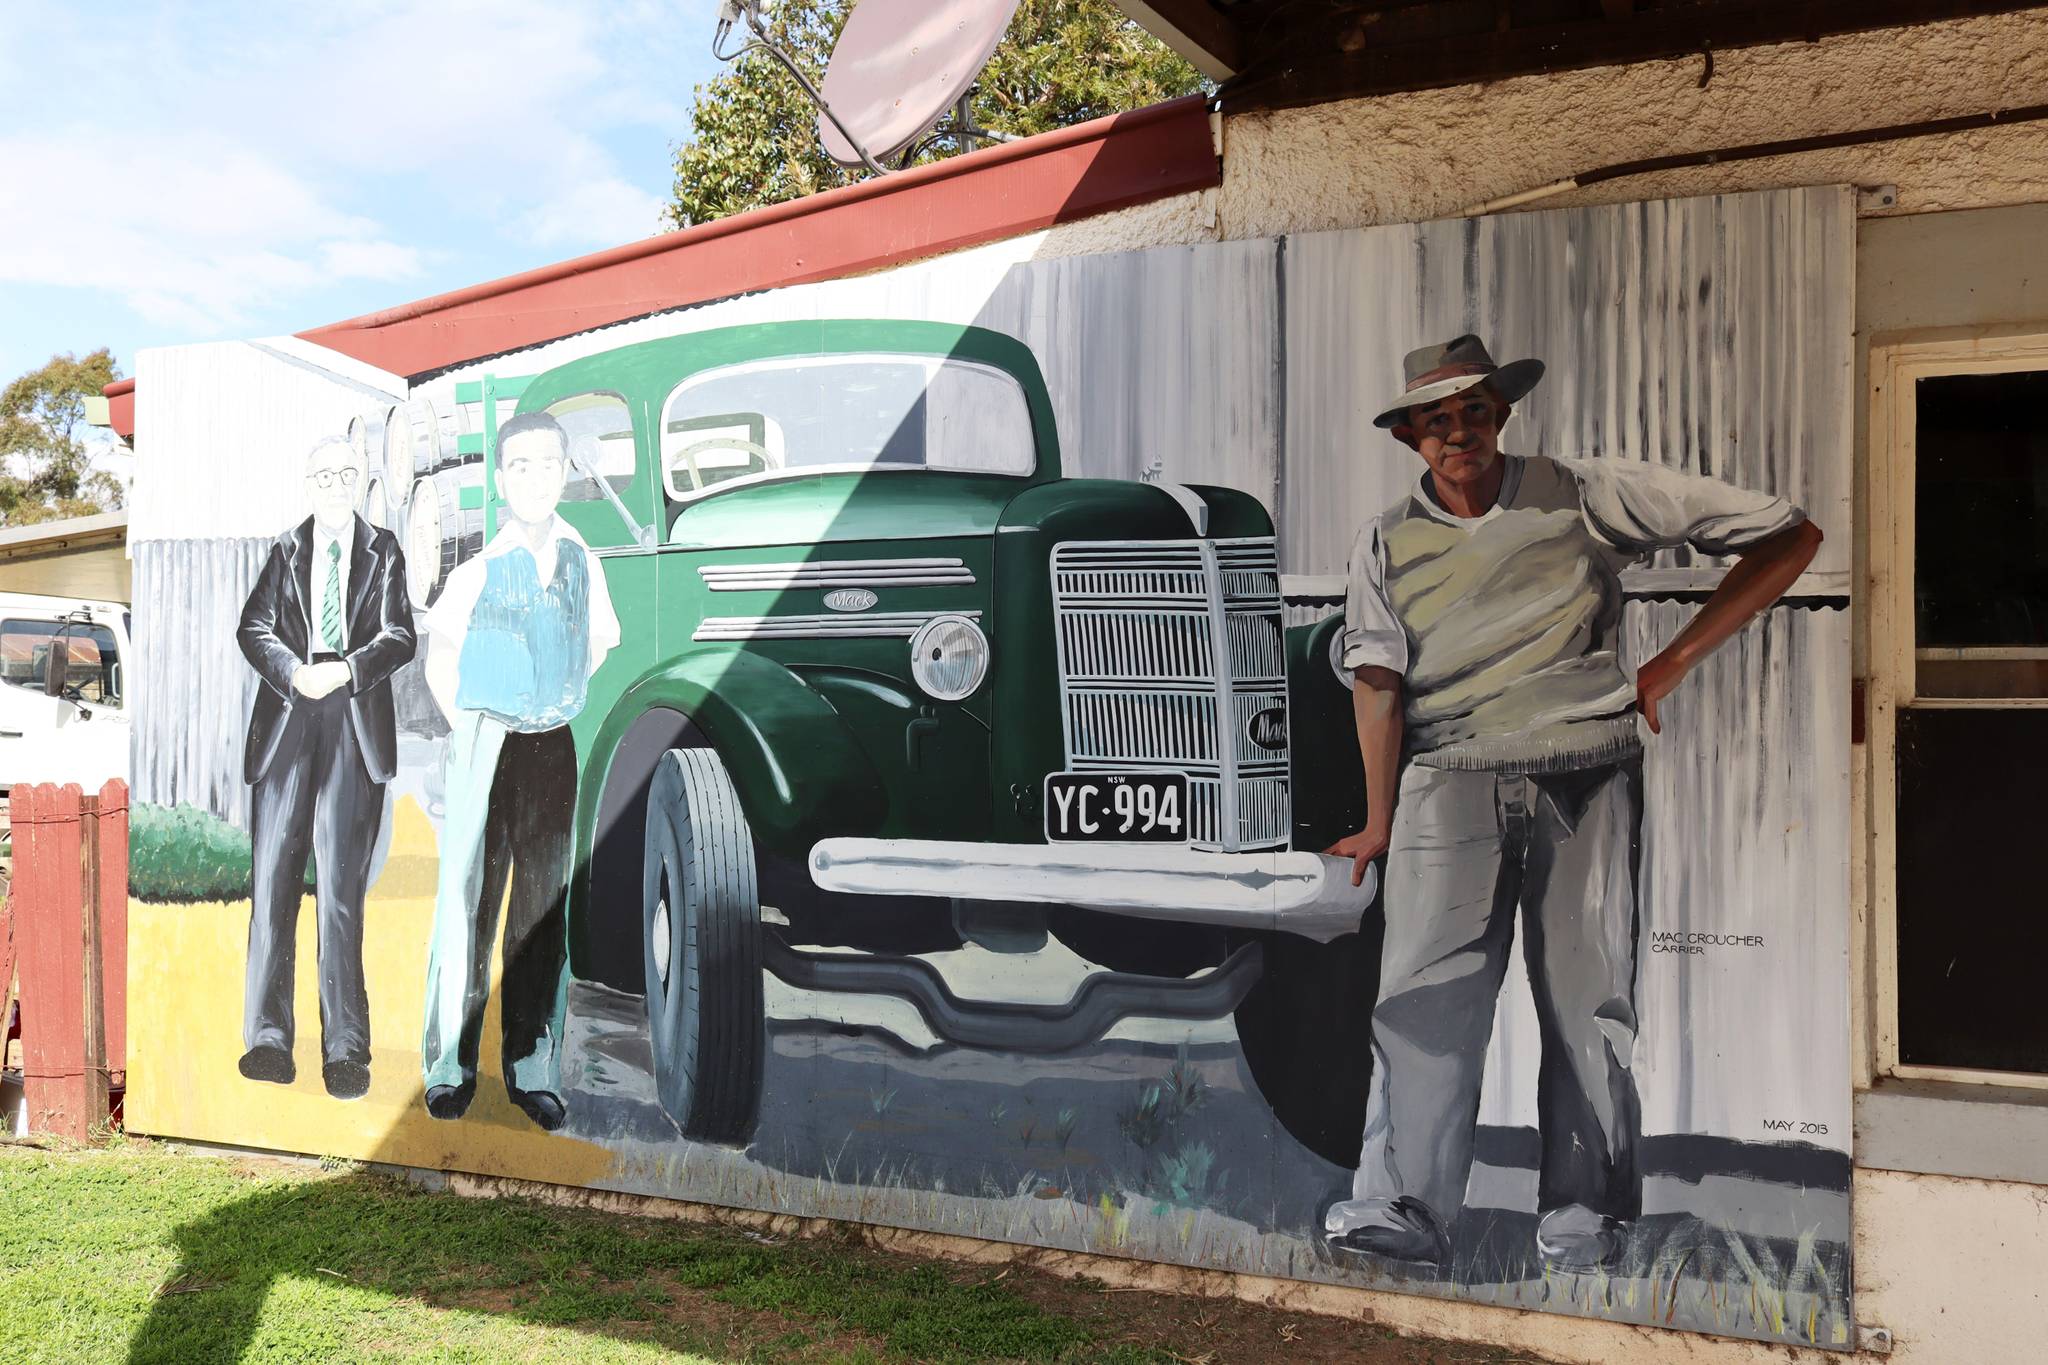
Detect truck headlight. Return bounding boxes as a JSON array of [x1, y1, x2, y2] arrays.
[[908, 615, 989, 701]]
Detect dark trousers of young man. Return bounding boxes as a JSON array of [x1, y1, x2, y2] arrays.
[[421, 721, 577, 1100]]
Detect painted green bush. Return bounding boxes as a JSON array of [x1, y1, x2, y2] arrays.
[[129, 802, 255, 903]]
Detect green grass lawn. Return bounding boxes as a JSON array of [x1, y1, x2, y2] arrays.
[[0, 1141, 1156, 1364], [0, 1140, 1550, 1365]]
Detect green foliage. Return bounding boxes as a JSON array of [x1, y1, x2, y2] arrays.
[[670, 0, 1209, 227], [0, 349, 124, 527], [1116, 1045, 1208, 1150], [129, 802, 256, 903]]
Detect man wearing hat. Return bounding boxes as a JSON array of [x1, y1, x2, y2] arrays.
[[1320, 334, 1823, 1270]]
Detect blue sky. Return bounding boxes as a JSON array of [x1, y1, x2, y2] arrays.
[[0, 1, 727, 384]]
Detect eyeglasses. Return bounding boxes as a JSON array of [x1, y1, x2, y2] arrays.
[[307, 468, 361, 489]]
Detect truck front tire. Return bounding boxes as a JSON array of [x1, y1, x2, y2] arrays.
[[642, 747, 765, 1145]]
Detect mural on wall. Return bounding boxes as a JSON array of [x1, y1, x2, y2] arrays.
[[234, 434, 414, 1100], [126, 186, 1856, 1350]]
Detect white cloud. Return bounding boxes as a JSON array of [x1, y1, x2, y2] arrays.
[[0, 130, 426, 337], [516, 175, 668, 249], [0, 1, 715, 351]]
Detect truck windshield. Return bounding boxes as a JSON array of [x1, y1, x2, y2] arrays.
[[661, 353, 1035, 500]]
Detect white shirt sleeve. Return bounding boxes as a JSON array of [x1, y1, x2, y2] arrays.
[[423, 556, 485, 654], [1562, 456, 1807, 557], [1342, 518, 1409, 675], [583, 547, 622, 674]]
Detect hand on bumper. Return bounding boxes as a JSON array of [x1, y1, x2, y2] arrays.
[[1324, 822, 1390, 888]]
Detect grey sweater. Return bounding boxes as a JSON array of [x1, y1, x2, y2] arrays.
[[1343, 454, 1806, 772]]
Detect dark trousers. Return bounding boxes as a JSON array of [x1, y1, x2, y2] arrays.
[[424, 723, 577, 1092], [244, 689, 381, 1065]]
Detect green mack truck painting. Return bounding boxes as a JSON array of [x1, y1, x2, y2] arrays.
[[395, 319, 1378, 1156]]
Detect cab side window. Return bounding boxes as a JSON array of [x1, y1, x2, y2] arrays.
[[546, 392, 636, 503], [0, 618, 122, 707]]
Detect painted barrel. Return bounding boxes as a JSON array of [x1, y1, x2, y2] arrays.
[[403, 465, 485, 608], [383, 395, 468, 481], [342, 409, 402, 530], [360, 471, 390, 531]]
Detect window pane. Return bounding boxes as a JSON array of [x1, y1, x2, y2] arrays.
[[1895, 707, 2048, 1075], [660, 354, 1034, 497], [546, 392, 635, 503], [926, 362, 1034, 475], [1914, 370, 2048, 696], [0, 618, 120, 706], [0, 618, 61, 690]]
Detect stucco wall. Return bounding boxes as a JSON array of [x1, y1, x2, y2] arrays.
[[1023, 7, 2048, 262]]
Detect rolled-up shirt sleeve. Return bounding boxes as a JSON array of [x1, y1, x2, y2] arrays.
[[1342, 518, 1408, 674], [1563, 456, 1807, 557]]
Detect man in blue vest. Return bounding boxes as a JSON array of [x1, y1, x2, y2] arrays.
[[419, 411, 620, 1130]]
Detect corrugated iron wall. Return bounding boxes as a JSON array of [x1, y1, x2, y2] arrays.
[[1280, 187, 1852, 581], [130, 538, 267, 826]]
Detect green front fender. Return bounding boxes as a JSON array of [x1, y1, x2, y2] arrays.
[[577, 647, 888, 859]]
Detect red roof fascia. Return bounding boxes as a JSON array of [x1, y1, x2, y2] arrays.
[[104, 377, 135, 440], [296, 94, 1218, 381]]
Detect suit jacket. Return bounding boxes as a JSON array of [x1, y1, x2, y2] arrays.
[[238, 514, 416, 785]]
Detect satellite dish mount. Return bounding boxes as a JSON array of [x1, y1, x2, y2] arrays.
[[714, 0, 1020, 176]]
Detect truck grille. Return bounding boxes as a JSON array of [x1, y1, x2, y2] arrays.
[[1051, 538, 1289, 851]]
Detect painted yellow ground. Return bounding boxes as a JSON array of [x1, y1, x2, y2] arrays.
[[125, 794, 616, 1185]]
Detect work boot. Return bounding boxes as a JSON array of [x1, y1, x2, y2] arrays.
[[1322, 1195, 1452, 1266], [1535, 1204, 1629, 1270], [237, 1045, 295, 1085]]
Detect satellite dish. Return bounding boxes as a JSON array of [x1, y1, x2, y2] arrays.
[[816, 0, 1020, 169], [713, 0, 1017, 175]]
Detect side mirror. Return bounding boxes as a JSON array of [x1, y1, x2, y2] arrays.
[[42, 627, 72, 697]]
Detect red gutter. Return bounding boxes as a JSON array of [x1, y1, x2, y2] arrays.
[[104, 377, 135, 440], [296, 94, 1218, 381]]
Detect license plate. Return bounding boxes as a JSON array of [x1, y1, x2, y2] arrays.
[[1043, 771, 1190, 844]]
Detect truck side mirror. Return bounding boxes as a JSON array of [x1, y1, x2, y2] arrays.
[[42, 627, 71, 697]]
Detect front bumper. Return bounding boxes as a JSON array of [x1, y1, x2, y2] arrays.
[[808, 838, 1380, 945]]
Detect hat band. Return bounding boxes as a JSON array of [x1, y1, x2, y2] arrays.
[[1405, 362, 1494, 393]]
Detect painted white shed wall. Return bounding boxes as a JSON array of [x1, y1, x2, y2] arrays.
[[129, 340, 403, 543]]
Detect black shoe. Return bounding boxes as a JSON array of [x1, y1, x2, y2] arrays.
[[1535, 1205, 1630, 1271], [322, 1059, 371, 1100], [1324, 1196, 1452, 1267], [424, 1081, 475, 1120], [507, 1087, 566, 1132], [238, 1045, 295, 1085]]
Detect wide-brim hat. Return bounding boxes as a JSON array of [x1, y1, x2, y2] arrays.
[[1373, 333, 1545, 429]]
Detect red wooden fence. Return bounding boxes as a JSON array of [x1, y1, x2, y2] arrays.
[[11, 779, 128, 1140]]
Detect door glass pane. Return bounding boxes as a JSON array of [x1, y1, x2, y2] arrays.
[[546, 392, 636, 503], [1914, 370, 2048, 697], [1895, 707, 2048, 1075]]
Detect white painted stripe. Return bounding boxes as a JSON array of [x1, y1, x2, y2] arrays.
[[693, 610, 982, 641]]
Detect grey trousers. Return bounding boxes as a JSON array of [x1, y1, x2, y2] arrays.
[[1341, 758, 1644, 1229]]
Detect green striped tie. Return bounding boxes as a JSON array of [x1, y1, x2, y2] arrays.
[[322, 540, 344, 653]]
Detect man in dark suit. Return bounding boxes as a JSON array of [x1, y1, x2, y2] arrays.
[[236, 434, 415, 1099]]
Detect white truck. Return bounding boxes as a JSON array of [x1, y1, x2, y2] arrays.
[[0, 590, 132, 800]]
